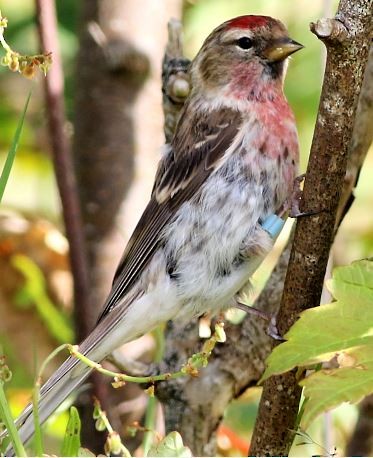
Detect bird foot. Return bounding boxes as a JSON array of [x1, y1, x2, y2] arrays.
[[234, 301, 284, 341], [289, 173, 306, 217], [278, 174, 322, 219]]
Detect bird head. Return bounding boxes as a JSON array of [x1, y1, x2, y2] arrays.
[[192, 15, 303, 100]]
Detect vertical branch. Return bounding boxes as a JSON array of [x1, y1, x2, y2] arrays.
[[35, 0, 91, 340], [162, 18, 191, 143], [249, 1, 372, 456]]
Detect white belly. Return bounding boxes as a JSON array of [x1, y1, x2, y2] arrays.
[[159, 152, 281, 317]]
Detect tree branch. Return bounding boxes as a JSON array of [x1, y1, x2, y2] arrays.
[[35, 0, 91, 339], [249, 1, 372, 455]]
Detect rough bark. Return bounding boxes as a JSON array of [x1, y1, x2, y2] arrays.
[[249, 2, 372, 455], [156, 11, 373, 458]]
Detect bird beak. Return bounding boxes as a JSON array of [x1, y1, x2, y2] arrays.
[[264, 38, 304, 62]]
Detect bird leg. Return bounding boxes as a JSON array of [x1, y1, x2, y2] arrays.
[[234, 300, 284, 341]]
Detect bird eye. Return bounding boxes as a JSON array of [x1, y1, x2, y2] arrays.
[[237, 37, 253, 49]]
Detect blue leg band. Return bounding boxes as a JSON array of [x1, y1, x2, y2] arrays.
[[260, 214, 286, 240]]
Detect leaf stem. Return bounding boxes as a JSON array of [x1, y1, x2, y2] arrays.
[[0, 91, 31, 202], [142, 394, 157, 457], [68, 345, 184, 384], [31, 344, 70, 456], [142, 326, 165, 455], [94, 399, 131, 457]]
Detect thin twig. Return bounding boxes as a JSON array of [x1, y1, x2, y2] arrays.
[[35, 0, 91, 340], [69, 322, 225, 385], [93, 399, 131, 457], [32, 344, 70, 456]]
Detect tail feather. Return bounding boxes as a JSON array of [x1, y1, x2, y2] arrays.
[[2, 299, 142, 455]]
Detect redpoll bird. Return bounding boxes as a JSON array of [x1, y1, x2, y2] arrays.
[[5, 15, 303, 448]]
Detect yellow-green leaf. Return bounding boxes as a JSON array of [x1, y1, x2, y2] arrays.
[[260, 259, 373, 427], [61, 406, 81, 457], [0, 91, 31, 201], [261, 259, 373, 380]]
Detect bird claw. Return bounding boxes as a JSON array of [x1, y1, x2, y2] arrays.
[[279, 174, 323, 219], [289, 173, 305, 217], [234, 301, 284, 341], [290, 208, 321, 218]]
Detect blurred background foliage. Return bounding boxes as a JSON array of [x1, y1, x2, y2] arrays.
[[0, 0, 372, 456]]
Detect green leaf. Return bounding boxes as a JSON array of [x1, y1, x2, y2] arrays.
[[260, 259, 373, 427], [0, 90, 31, 202], [261, 259, 373, 379], [328, 259, 373, 306], [0, 382, 27, 456], [148, 431, 192, 457], [61, 406, 81, 457]]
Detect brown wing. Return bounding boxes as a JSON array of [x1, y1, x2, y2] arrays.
[[96, 106, 242, 323]]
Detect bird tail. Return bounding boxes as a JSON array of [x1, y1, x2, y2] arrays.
[[2, 291, 148, 455], [3, 355, 92, 455]]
